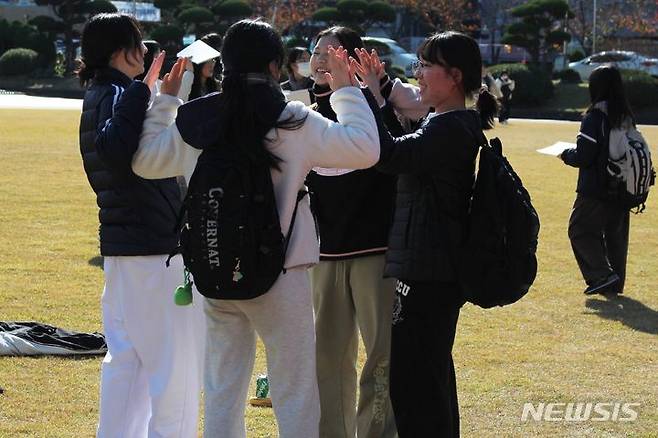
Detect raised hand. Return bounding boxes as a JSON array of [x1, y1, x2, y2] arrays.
[[160, 57, 188, 97], [325, 46, 356, 92], [142, 51, 165, 91], [353, 48, 385, 106]]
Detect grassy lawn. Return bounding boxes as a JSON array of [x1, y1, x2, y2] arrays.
[[0, 109, 656, 437]]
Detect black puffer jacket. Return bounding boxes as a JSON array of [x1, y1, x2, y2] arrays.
[[375, 109, 481, 283], [79, 67, 182, 256]]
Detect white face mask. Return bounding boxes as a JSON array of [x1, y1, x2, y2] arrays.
[[296, 61, 311, 78]]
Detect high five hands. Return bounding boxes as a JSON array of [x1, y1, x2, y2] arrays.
[[325, 46, 385, 101]]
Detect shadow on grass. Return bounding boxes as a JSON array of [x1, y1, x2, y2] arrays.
[[88, 256, 103, 269], [585, 296, 658, 335]]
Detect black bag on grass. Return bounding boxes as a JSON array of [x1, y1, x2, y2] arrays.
[[458, 136, 540, 308]]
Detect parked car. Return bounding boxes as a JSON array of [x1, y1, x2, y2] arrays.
[[569, 51, 658, 81], [362, 37, 417, 77]]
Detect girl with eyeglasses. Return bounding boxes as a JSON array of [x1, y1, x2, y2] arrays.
[[354, 32, 497, 437]]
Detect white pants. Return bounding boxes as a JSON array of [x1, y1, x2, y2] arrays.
[[203, 268, 320, 438], [97, 255, 204, 438]]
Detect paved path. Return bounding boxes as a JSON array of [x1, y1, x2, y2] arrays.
[[0, 93, 82, 111]]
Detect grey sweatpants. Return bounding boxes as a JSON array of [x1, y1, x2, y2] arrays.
[[203, 268, 320, 438], [311, 255, 398, 438]]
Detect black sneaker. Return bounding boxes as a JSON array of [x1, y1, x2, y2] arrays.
[[584, 273, 621, 295]]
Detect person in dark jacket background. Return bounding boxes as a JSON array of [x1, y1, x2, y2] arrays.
[[560, 66, 634, 296], [77, 13, 203, 437], [356, 32, 497, 437]]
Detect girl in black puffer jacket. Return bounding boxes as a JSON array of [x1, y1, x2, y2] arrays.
[[356, 32, 497, 437]]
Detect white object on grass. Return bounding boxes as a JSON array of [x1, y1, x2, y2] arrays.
[[537, 141, 576, 156]]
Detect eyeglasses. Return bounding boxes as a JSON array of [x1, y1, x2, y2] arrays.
[[411, 59, 448, 74]]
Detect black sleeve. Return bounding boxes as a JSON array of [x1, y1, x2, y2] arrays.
[[561, 111, 605, 168], [94, 81, 151, 172], [379, 74, 393, 100], [380, 101, 407, 137], [374, 115, 467, 175]]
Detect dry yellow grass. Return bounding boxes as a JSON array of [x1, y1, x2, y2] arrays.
[[0, 109, 656, 437]]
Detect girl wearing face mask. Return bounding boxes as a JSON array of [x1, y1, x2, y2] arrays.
[[77, 13, 203, 437], [281, 46, 313, 91]]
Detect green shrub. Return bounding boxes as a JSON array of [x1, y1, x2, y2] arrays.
[[554, 68, 581, 83], [313, 7, 340, 22], [620, 69, 658, 108], [213, 0, 252, 17], [0, 48, 39, 76], [488, 63, 554, 105], [150, 24, 185, 46]]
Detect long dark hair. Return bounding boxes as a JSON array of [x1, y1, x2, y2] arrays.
[[189, 60, 219, 100], [77, 13, 143, 87], [418, 31, 497, 129], [313, 26, 363, 61], [219, 19, 306, 169], [587, 65, 634, 128]]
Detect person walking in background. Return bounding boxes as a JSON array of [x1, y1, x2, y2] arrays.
[[357, 31, 498, 437], [77, 13, 203, 438], [132, 19, 382, 438], [560, 66, 634, 296], [496, 71, 515, 124], [281, 46, 313, 91], [307, 26, 398, 438]]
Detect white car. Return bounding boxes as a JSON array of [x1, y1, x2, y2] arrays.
[[569, 51, 658, 81], [362, 37, 417, 77]]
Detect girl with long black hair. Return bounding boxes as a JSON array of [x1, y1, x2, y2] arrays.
[[355, 32, 497, 437], [132, 19, 381, 438], [561, 65, 636, 295], [77, 13, 203, 437]]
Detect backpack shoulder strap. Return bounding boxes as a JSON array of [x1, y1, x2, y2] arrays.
[[281, 189, 309, 273]]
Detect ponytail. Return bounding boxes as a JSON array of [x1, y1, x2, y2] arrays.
[[476, 88, 498, 130]]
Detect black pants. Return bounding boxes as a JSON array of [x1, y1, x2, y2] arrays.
[[499, 97, 511, 122], [568, 194, 630, 292], [390, 280, 463, 437]]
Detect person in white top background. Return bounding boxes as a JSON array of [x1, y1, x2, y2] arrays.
[[132, 19, 382, 438]]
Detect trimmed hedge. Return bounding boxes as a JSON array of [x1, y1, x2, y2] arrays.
[[554, 68, 581, 83], [0, 48, 39, 76], [488, 63, 554, 105], [620, 69, 658, 109]]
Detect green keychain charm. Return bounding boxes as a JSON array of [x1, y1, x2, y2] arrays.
[[174, 268, 193, 306]]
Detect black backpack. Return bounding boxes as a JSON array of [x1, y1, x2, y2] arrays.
[[458, 136, 540, 308], [173, 146, 306, 300]]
